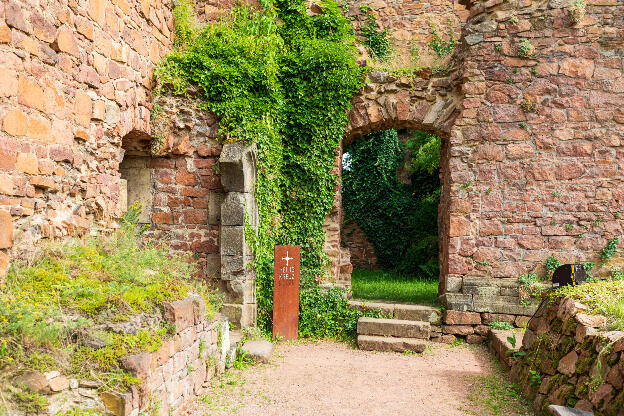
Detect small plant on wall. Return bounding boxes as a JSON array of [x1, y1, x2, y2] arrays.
[[569, 0, 586, 24], [517, 39, 534, 57], [359, 5, 391, 60], [428, 19, 456, 57]]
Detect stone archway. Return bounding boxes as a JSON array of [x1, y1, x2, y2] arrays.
[[323, 69, 461, 299]]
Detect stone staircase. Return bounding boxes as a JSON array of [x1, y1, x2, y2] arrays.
[[350, 300, 446, 352]]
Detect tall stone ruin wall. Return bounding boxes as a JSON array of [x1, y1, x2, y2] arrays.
[[0, 0, 173, 273], [440, 0, 624, 313]]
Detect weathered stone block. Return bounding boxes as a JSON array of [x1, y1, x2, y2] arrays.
[[220, 226, 248, 257], [221, 192, 258, 227], [163, 298, 194, 333], [557, 351, 578, 376], [220, 255, 254, 281], [443, 325, 474, 336], [0, 211, 13, 249], [120, 352, 152, 379], [189, 294, 207, 325], [441, 293, 473, 311], [357, 335, 430, 353], [444, 310, 481, 325], [357, 317, 430, 339], [241, 340, 275, 363], [222, 303, 256, 328], [575, 314, 606, 328], [219, 142, 257, 193]]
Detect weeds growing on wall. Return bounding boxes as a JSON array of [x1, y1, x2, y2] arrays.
[[157, 0, 382, 338], [358, 5, 391, 60], [0, 204, 222, 397], [342, 129, 441, 279]]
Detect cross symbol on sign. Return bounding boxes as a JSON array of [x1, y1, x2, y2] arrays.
[[282, 251, 293, 266]]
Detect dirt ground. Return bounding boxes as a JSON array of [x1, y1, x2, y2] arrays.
[[185, 340, 530, 416]]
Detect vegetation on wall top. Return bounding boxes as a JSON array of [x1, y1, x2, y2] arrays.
[[0, 204, 222, 403]]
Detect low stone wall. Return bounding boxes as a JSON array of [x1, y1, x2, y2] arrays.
[[509, 297, 624, 415], [441, 309, 531, 344], [14, 295, 231, 416], [342, 220, 378, 270]]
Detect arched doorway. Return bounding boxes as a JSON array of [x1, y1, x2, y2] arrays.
[[322, 69, 460, 302], [342, 127, 443, 305]]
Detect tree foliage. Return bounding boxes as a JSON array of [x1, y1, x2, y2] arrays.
[[343, 130, 441, 279]]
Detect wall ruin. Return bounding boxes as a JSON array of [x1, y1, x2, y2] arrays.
[[1, 0, 623, 327], [0, 0, 173, 269]]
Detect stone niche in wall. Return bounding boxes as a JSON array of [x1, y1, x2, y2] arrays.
[[120, 156, 153, 223]]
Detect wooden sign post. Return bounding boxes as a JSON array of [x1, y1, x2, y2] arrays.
[[273, 245, 300, 340]]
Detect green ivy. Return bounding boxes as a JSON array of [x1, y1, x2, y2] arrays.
[[428, 19, 456, 58], [358, 5, 391, 60], [157, 0, 368, 337], [342, 130, 440, 278]]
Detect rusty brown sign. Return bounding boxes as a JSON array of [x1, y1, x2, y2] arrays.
[[273, 245, 300, 340]]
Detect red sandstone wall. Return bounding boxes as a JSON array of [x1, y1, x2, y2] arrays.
[[343, 220, 378, 270], [0, 0, 173, 275], [443, 0, 624, 297], [142, 92, 224, 280], [345, 0, 466, 67]]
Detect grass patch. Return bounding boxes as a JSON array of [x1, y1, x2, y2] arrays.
[[553, 279, 624, 330], [350, 268, 438, 305], [0, 203, 222, 393], [463, 360, 532, 416]]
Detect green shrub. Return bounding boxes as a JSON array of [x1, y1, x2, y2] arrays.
[[545, 255, 561, 277], [12, 388, 49, 413], [299, 279, 383, 339], [490, 321, 514, 330]]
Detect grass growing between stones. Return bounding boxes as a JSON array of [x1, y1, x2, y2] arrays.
[[350, 268, 438, 305], [463, 360, 532, 416]]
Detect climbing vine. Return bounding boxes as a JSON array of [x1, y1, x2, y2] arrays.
[[358, 5, 391, 60], [156, 0, 372, 337]]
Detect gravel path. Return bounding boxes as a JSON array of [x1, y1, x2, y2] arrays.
[[187, 340, 521, 416]]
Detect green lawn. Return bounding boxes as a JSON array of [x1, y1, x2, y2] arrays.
[[350, 268, 439, 305]]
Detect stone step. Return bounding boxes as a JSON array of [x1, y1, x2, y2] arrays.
[[488, 329, 524, 369], [357, 335, 432, 353], [349, 299, 441, 325], [356, 317, 430, 339]]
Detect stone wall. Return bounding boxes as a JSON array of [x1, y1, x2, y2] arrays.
[[0, 0, 173, 276], [439, 0, 624, 312], [344, 0, 467, 66], [338, 0, 624, 316], [9, 295, 231, 416], [151, 92, 258, 327], [140, 92, 223, 281], [510, 297, 624, 415], [343, 220, 378, 270], [3, 0, 624, 326]]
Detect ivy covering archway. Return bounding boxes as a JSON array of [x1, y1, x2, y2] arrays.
[[155, 0, 384, 337]]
